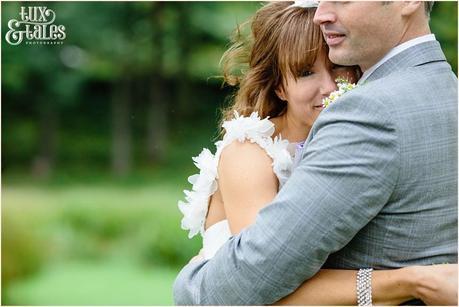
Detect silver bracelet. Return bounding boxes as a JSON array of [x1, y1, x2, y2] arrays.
[[357, 268, 373, 306]]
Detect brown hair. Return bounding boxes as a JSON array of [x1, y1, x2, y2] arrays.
[[425, 1, 434, 16], [219, 2, 329, 134]]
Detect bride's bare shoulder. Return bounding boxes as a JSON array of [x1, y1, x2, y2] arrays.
[[218, 139, 276, 183], [221, 139, 271, 160]]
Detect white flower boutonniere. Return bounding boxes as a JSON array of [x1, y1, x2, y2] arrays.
[[322, 77, 358, 108]]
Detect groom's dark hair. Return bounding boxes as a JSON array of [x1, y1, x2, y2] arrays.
[[425, 1, 434, 16]]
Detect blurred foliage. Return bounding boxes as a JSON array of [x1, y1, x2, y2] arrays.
[[1, 212, 47, 304], [3, 184, 202, 263], [430, 1, 458, 72], [2, 2, 456, 177], [1, 1, 457, 305], [2, 185, 201, 304], [2, 1, 261, 178]]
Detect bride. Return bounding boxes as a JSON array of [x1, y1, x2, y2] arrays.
[[177, 2, 457, 305]]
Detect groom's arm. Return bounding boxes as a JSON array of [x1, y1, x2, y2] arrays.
[[173, 91, 400, 305]]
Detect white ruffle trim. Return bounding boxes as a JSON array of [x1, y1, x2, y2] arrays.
[[178, 111, 293, 239]]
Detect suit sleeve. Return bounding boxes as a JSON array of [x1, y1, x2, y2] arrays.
[[173, 91, 400, 305]]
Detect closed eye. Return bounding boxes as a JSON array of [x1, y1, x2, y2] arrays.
[[299, 70, 314, 78]]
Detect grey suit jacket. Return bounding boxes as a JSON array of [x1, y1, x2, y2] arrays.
[[173, 40, 458, 305]]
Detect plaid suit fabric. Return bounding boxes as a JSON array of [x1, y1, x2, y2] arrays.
[[173, 40, 458, 305]]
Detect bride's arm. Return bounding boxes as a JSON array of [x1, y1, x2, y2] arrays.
[[217, 141, 457, 306], [217, 140, 279, 234], [275, 264, 457, 306], [276, 268, 413, 305]]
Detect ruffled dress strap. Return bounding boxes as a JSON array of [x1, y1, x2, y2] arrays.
[[178, 111, 293, 239]]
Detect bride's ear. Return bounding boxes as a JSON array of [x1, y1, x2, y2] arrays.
[[275, 85, 287, 101]]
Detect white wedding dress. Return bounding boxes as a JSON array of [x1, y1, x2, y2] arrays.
[[178, 112, 303, 259]]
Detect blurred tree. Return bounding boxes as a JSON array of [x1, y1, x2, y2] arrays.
[[33, 95, 58, 178], [430, 1, 458, 74], [175, 3, 193, 119], [1, 1, 456, 177], [146, 2, 168, 163], [111, 76, 132, 176]]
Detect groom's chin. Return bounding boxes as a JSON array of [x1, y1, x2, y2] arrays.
[[328, 49, 354, 67]]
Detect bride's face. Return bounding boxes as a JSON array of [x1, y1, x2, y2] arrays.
[[276, 52, 357, 129]]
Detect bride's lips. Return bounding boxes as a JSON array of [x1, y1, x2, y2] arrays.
[[324, 32, 346, 46]]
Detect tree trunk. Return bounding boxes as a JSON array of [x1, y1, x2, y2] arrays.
[[147, 75, 167, 162], [32, 100, 57, 178], [111, 78, 131, 176], [176, 2, 192, 120], [146, 2, 168, 163]]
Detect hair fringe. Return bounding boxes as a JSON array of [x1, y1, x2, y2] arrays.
[[216, 2, 331, 136]]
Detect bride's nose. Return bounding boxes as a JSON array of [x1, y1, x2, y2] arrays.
[[320, 71, 337, 98]]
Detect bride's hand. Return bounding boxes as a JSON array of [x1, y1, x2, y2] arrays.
[[409, 263, 457, 305]]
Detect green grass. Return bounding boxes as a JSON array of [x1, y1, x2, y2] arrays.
[[2, 184, 202, 305], [6, 260, 179, 305]]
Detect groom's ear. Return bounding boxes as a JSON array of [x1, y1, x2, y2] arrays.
[[400, 1, 423, 17]]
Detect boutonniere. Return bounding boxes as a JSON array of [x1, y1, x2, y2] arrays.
[[322, 77, 358, 108]]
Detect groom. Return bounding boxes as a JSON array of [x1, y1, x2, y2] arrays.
[[174, 1, 457, 304]]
